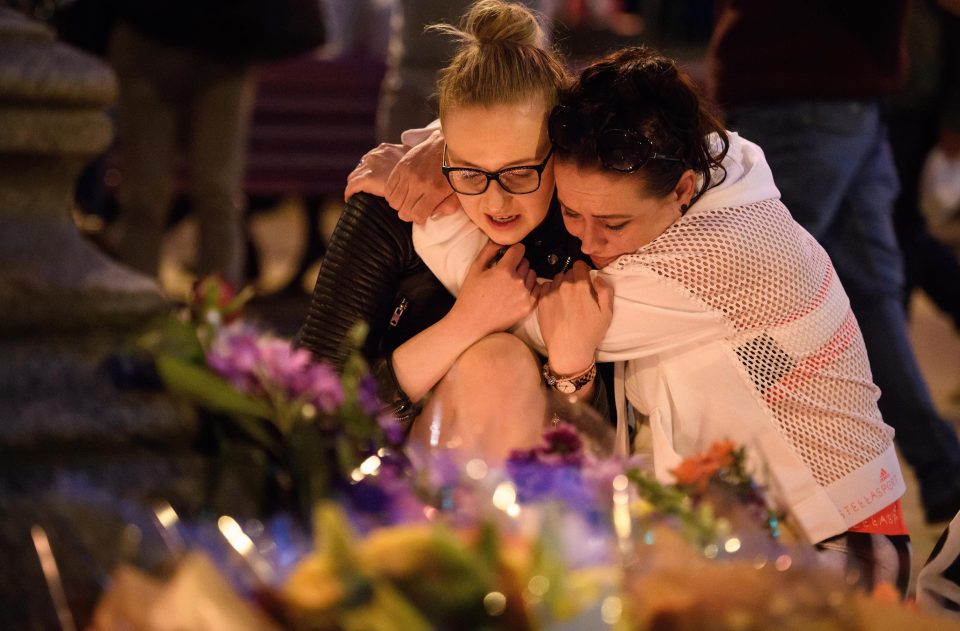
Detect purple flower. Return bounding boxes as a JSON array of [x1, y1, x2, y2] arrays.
[[258, 338, 312, 391], [506, 459, 593, 511], [502, 423, 599, 512], [344, 461, 428, 528], [506, 423, 585, 469], [298, 361, 344, 413], [207, 322, 262, 393], [537, 424, 584, 467], [206, 324, 345, 413], [377, 413, 406, 446], [251, 336, 344, 412], [357, 375, 383, 416]]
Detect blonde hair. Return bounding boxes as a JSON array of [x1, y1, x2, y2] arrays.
[[430, 0, 567, 117]]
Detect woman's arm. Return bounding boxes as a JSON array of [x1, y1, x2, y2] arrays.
[[535, 262, 614, 402], [298, 194, 538, 416], [391, 242, 539, 402], [343, 124, 458, 224]]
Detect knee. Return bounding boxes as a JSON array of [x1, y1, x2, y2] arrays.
[[450, 333, 540, 390]]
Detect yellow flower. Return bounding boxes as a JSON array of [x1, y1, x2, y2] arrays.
[[283, 556, 346, 612]]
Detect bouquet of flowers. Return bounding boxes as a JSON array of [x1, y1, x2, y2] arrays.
[[272, 425, 796, 630], [133, 275, 404, 517], [278, 424, 633, 631]]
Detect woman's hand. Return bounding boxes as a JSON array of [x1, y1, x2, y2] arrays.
[[385, 129, 460, 223], [344, 143, 409, 200], [535, 261, 614, 374], [449, 241, 538, 339]]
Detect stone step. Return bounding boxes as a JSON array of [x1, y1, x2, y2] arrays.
[[0, 449, 212, 630], [0, 332, 198, 449]]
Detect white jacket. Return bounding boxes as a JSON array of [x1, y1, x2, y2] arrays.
[[412, 131, 904, 544]]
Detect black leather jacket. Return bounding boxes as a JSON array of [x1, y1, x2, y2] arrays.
[[297, 193, 613, 424]]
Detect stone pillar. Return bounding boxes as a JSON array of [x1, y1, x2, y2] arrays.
[[0, 5, 201, 448], [0, 11, 208, 628], [0, 8, 167, 328]]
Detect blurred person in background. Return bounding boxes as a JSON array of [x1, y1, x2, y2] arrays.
[[319, 0, 392, 60], [888, 0, 960, 331], [103, 0, 324, 288], [375, 0, 473, 143], [375, 0, 565, 144], [707, 0, 960, 524], [255, 0, 392, 297]]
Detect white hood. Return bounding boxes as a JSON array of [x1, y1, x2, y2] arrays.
[[694, 131, 780, 212]]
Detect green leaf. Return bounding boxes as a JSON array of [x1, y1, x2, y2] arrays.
[[155, 354, 273, 420], [475, 521, 501, 570], [313, 501, 359, 573], [340, 322, 371, 395], [222, 285, 257, 319], [138, 315, 205, 363], [342, 580, 433, 631], [531, 504, 569, 619]]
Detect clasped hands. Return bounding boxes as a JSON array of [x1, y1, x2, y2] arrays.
[[453, 243, 614, 377]]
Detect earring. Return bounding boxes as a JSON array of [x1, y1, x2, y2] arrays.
[[680, 203, 689, 214]]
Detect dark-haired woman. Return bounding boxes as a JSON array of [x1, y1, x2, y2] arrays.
[[391, 46, 910, 593]]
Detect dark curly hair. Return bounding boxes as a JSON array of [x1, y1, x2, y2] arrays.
[[553, 46, 729, 201]]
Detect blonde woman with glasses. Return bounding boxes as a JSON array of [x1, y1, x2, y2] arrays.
[[298, 0, 614, 464]]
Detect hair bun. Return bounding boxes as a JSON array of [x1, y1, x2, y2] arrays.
[[464, 0, 544, 48]]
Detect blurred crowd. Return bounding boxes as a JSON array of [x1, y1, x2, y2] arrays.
[[3, 0, 716, 295]]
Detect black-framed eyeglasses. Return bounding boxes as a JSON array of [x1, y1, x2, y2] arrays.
[[441, 145, 554, 195], [548, 105, 684, 173]]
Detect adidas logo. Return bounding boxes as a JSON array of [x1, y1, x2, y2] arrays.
[[879, 469, 889, 482]]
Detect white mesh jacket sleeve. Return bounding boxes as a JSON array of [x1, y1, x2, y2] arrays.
[[511, 266, 731, 360]]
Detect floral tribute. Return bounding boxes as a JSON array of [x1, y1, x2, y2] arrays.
[[135, 275, 405, 515], [97, 276, 948, 631]]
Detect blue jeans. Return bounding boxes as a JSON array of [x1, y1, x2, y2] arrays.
[[727, 101, 960, 507]]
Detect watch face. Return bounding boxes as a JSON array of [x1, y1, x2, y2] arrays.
[[556, 381, 577, 394]]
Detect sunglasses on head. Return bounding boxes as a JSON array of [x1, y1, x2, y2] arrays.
[[548, 105, 684, 173]]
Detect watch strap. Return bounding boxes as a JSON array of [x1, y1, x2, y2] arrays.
[[542, 361, 597, 393]]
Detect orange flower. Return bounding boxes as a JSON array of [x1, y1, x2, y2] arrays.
[[672, 440, 737, 493], [870, 582, 901, 605]]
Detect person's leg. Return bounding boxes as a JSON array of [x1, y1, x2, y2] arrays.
[[853, 124, 960, 521], [902, 230, 960, 331], [408, 332, 549, 465], [726, 101, 865, 240], [108, 24, 179, 277], [841, 120, 960, 520], [889, 108, 960, 329], [729, 101, 960, 522], [187, 59, 254, 287]]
